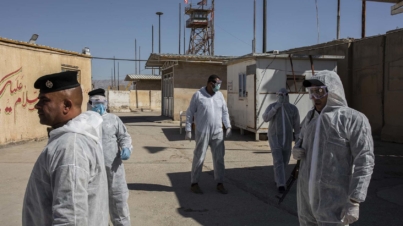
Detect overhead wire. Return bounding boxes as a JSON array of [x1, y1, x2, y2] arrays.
[[215, 24, 252, 47]]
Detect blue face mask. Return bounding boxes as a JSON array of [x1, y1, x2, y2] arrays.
[[213, 83, 221, 93], [92, 104, 106, 115]]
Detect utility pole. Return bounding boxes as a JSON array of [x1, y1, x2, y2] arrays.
[[156, 12, 163, 53], [362, 0, 366, 38], [139, 46, 141, 74], [179, 3, 181, 54], [111, 69, 113, 89], [118, 62, 120, 91], [184, 21, 186, 54], [113, 56, 116, 90], [211, 0, 215, 55], [337, 0, 340, 39], [263, 0, 267, 53], [152, 25, 154, 75], [135, 39, 137, 74], [253, 0, 256, 53]]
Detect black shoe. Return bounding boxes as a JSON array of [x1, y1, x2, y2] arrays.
[[217, 183, 228, 194], [191, 183, 203, 194], [278, 186, 286, 194]]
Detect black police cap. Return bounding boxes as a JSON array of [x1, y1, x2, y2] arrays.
[[34, 71, 80, 93], [88, 88, 105, 97], [303, 79, 325, 87]]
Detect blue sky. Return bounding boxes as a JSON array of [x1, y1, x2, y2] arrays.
[[1, 0, 402, 80]]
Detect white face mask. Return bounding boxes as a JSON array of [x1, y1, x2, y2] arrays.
[[213, 83, 221, 92]]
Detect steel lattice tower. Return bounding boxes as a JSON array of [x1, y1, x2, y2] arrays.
[[185, 0, 214, 55]]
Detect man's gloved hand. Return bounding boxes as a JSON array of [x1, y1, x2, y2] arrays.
[[225, 128, 232, 138], [274, 103, 282, 110], [185, 131, 192, 140], [120, 148, 131, 160], [292, 147, 306, 160], [342, 200, 360, 224]]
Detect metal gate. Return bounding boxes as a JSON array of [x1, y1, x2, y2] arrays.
[[162, 72, 173, 117]]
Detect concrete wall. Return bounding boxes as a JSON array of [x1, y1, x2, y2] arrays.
[[352, 36, 385, 134], [0, 41, 91, 145], [227, 59, 256, 129], [129, 90, 161, 110], [136, 80, 161, 90], [174, 62, 228, 89], [382, 30, 403, 143], [108, 90, 130, 112], [172, 62, 228, 121]]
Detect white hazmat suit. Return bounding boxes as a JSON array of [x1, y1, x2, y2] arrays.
[[89, 93, 133, 226], [101, 112, 132, 226], [262, 88, 300, 188], [186, 87, 231, 184], [22, 111, 109, 226], [294, 71, 375, 225]]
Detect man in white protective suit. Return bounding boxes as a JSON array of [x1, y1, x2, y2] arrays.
[[22, 71, 109, 226], [88, 88, 132, 226], [262, 88, 300, 194], [292, 70, 375, 226], [185, 74, 232, 195]]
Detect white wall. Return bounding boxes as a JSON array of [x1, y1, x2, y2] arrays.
[[108, 90, 130, 112], [227, 59, 256, 129], [227, 57, 338, 133], [255, 58, 337, 132]]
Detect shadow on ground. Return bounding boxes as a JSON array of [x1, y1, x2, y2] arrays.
[[128, 138, 403, 226], [143, 146, 168, 154], [127, 183, 174, 192], [128, 164, 299, 226], [161, 128, 268, 142], [119, 115, 172, 124]]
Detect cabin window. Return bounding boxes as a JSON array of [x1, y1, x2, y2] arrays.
[[239, 73, 246, 98], [286, 75, 308, 93]]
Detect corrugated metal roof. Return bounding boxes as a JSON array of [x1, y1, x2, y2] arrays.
[[145, 53, 236, 68], [365, 0, 400, 3], [0, 36, 90, 58], [227, 52, 344, 65], [125, 74, 161, 81]]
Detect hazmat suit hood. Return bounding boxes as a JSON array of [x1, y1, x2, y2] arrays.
[[49, 111, 103, 144], [277, 88, 289, 104], [22, 110, 109, 226], [295, 70, 374, 224], [306, 70, 347, 108]]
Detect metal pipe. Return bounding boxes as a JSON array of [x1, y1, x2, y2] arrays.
[[263, 0, 267, 53], [179, 3, 181, 54], [152, 25, 154, 75], [156, 12, 163, 54], [184, 21, 186, 54], [337, 0, 340, 39], [253, 0, 256, 53], [362, 0, 366, 38], [113, 56, 116, 90], [212, 0, 215, 55]]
